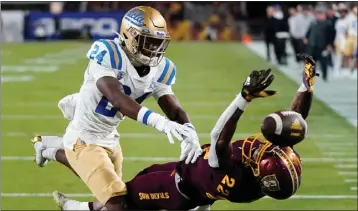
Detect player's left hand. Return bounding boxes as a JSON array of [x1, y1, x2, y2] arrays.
[[241, 69, 277, 102], [179, 123, 202, 164], [297, 53, 319, 92]]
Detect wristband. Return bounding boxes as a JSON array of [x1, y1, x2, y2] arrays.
[[137, 107, 153, 125]]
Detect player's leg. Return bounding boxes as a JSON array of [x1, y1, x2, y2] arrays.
[[31, 136, 64, 167], [65, 140, 127, 211]]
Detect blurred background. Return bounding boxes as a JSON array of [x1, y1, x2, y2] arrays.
[[1, 1, 357, 210]]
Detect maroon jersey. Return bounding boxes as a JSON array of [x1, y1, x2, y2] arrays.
[[175, 139, 266, 206]]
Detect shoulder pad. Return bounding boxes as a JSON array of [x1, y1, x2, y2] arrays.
[[86, 39, 124, 71], [156, 57, 176, 85]]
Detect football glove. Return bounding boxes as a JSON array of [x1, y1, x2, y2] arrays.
[[154, 118, 191, 144], [179, 123, 202, 164], [241, 69, 277, 102], [297, 53, 319, 92]]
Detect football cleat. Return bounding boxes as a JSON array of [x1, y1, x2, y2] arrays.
[[53, 191, 69, 211], [31, 136, 48, 167]]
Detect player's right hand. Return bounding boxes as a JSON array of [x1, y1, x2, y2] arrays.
[[156, 119, 191, 144], [241, 69, 277, 102], [297, 53, 319, 92]]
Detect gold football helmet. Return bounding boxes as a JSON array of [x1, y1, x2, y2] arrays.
[[119, 6, 170, 67]]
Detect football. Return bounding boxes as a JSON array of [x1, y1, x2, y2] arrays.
[[261, 111, 307, 146]]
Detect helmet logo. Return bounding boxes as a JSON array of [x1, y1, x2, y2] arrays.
[[261, 174, 281, 191], [125, 8, 145, 27]]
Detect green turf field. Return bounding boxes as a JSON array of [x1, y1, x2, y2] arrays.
[[1, 41, 357, 210]]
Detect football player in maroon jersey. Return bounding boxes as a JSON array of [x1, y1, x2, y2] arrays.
[[50, 55, 316, 210]]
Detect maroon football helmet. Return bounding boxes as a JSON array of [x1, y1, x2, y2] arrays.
[[240, 133, 302, 200], [259, 146, 302, 199]]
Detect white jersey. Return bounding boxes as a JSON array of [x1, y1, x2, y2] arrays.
[[335, 17, 349, 42], [347, 13, 357, 37], [63, 38, 176, 150]]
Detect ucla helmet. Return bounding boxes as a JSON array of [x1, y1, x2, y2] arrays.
[[120, 6, 170, 67]]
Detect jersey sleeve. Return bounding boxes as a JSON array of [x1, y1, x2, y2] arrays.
[[152, 57, 176, 100], [156, 57, 176, 86], [152, 83, 175, 101], [86, 39, 125, 82]]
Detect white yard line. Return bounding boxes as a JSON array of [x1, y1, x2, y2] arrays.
[[350, 187, 357, 191], [323, 152, 357, 156], [344, 179, 357, 183], [338, 172, 358, 176], [2, 132, 354, 140], [334, 164, 357, 169], [1, 156, 357, 163], [0, 193, 356, 199]]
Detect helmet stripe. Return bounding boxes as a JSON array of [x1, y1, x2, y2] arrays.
[[274, 147, 299, 196]]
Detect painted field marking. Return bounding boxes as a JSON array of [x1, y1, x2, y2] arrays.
[[0, 193, 357, 199], [350, 187, 357, 191], [334, 164, 357, 169], [1, 156, 357, 163], [345, 179, 357, 183], [1, 76, 35, 83], [324, 152, 357, 156], [338, 171, 358, 176], [2, 132, 355, 140]]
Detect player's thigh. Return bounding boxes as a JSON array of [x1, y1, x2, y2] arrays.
[[126, 171, 194, 210], [135, 162, 177, 177], [110, 145, 124, 179], [65, 142, 126, 204]]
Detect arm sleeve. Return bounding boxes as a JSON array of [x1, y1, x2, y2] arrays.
[[208, 94, 248, 168], [152, 83, 175, 101]]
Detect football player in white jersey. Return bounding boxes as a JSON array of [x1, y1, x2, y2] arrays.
[[333, 3, 350, 77], [32, 6, 202, 211]]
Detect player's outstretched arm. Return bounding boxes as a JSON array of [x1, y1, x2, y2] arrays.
[[96, 76, 191, 143], [208, 69, 276, 168], [290, 54, 318, 120], [152, 84, 202, 164]]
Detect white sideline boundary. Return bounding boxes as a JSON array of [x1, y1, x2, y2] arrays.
[[1, 156, 357, 163], [0, 193, 356, 199]]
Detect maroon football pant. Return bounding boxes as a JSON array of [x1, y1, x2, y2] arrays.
[[124, 162, 196, 210]]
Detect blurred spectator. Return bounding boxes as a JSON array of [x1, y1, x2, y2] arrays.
[[305, 5, 334, 81], [273, 5, 289, 65], [229, 4, 247, 39], [288, 7, 303, 62], [264, 6, 276, 61], [326, 4, 339, 68], [333, 3, 350, 77], [165, 2, 191, 41], [346, 3, 357, 76], [198, 14, 220, 41]]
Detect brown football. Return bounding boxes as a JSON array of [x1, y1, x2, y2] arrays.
[[261, 111, 307, 146]]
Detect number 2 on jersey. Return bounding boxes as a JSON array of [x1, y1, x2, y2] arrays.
[[89, 44, 107, 65], [217, 175, 235, 197], [95, 85, 151, 117]]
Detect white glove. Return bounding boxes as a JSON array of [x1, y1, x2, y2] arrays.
[[179, 123, 202, 164], [154, 118, 191, 144]]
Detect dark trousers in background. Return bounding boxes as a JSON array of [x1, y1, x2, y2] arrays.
[[308, 47, 328, 81], [274, 38, 287, 65], [291, 38, 304, 62], [265, 40, 274, 61]]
